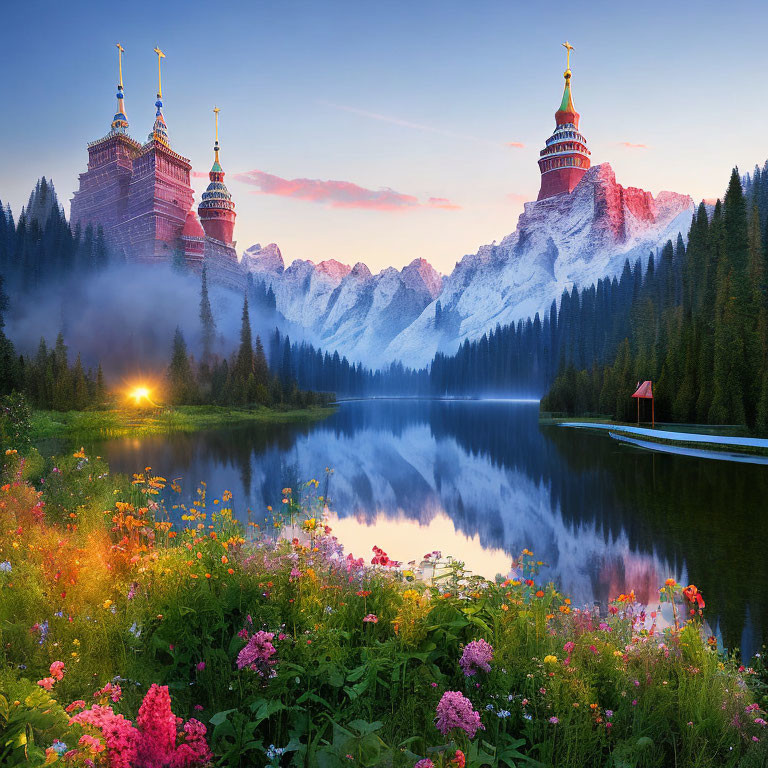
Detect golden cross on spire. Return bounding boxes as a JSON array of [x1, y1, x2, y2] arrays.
[[116, 43, 125, 88], [153, 46, 165, 98], [562, 41, 574, 71], [214, 106, 220, 144]]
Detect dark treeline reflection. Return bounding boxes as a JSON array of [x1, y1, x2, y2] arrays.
[[75, 400, 767, 653]]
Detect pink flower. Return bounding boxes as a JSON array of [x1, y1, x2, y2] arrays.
[[414, 760, 435, 768], [50, 661, 65, 681], [549, 716, 559, 724], [37, 677, 56, 691], [459, 639, 493, 676], [135, 684, 178, 766], [563, 641, 575, 653], [589, 644, 598, 654], [236, 630, 277, 674], [435, 691, 485, 739], [195, 662, 205, 671], [194, 705, 204, 712], [363, 614, 378, 624], [70, 705, 138, 768]]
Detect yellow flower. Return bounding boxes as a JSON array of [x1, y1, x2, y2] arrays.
[[543, 655, 558, 664], [102, 599, 112, 609], [402, 589, 420, 601]]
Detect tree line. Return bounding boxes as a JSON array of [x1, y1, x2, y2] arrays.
[[542, 163, 768, 432]]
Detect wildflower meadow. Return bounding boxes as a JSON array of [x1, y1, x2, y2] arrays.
[[1, 447, 767, 767]]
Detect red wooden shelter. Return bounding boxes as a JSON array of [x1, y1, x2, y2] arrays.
[[632, 380, 654, 427]]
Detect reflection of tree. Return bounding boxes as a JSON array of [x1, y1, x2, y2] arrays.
[[542, 425, 768, 653], [97, 401, 766, 653]]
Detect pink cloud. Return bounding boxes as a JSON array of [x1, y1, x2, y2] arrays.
[[506, 192, 530, 204], [233, 170, 459, 212], [427, 197, 462, 211], [506, 142, 525, 149], [617, 141, 649, 150], [190, 171, 209, 178]]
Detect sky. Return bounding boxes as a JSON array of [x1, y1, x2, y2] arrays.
[[1, 0, 767, 274]]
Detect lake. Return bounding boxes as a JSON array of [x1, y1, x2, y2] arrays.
[[79, 399, 767, 656]]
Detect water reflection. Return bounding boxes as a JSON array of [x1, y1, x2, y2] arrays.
[[85, 400, 768, 655]]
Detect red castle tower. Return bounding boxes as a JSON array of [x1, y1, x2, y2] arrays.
[[70, 45, 242, 288], [537, 42, 591, 201], [198, 107, 236, 245]]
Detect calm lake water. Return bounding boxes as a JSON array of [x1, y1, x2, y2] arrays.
[[76, 400, 767, 656]]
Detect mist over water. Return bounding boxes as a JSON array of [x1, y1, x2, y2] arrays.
[[50, 398, 768, 656]]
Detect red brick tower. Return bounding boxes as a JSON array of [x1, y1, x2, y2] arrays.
[[537, 42, 591, 201], [198, 107, 236, 245], [70, 43, 142, 246], [122, 48, 194, 262]]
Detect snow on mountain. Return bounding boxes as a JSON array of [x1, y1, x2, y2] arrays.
[[241, 163, 694, 368]]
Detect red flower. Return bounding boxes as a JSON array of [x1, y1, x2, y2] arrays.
[[682, 585, 705, 610], [451, 749, 466, 768]]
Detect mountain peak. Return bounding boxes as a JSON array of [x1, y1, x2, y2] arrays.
[[401, 258, 443, 298], [242, 242, 284, 274], [316, 259, 352, 281]]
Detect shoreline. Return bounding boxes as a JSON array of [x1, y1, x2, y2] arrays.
[[552, 420, 768, 459], [29, 403, 337, 442]]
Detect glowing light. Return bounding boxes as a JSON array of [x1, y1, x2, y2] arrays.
[[128, 386, 154, 407]]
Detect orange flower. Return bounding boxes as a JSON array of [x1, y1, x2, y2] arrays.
[[682, 584, 705, 610], [535, 590, 545, 598], [665, 578, 676, 587]]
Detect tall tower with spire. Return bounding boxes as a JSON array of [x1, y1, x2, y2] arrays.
[[121, 46, 194, 261], [70, 43, 142, 243], [537, 42, 591, 201], [71, 45, 243, 287], [198, 107, 236, 245]]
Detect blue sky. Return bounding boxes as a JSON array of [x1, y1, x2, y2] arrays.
[[1, 0, 766, 272]]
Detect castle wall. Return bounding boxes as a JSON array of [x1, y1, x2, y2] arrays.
[[537, 166, 588, 200]]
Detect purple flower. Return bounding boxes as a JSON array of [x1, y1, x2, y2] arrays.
[[435, 691, 485, 738], [414, 761, 435, 768], [236, 630, 276, 675], [549, 716, 559, 724], [196, 661, 206, 671], [459, 639, 493, 676]]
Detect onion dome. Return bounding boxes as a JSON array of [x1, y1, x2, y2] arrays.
[[149, 98, 170, 147], [555, 69, 579, 128], [182, 210, 205, 238]]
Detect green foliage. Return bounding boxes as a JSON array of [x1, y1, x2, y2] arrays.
[[542, 162, 768, 435], [0, 392, 31, 453]]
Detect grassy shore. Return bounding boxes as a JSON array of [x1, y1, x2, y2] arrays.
[[29, 403, 336, 442]]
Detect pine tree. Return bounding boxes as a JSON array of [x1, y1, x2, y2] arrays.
[[199, 266, 216, 363], [167, 327, 196, 405]]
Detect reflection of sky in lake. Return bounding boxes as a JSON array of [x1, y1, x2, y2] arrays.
[[87, 400, 768, 656]]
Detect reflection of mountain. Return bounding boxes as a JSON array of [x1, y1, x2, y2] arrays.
[[97, 400, 766, 653]]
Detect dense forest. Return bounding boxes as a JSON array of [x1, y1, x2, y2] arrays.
[[5, 162, 768, 432], [542, 163, 768, 431]]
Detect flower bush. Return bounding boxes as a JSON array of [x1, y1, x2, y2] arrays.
[[1, 447, 767, 766]]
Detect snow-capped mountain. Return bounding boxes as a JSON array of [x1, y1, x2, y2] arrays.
[[242, 163, 694, 368]]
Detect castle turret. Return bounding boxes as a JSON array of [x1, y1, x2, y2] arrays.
[[111, 43, 129, 134], [70, 43, 142, 243], [148, 47, 170, 147], [537, 42, 591, 201], [198, 107, 236, 245]]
